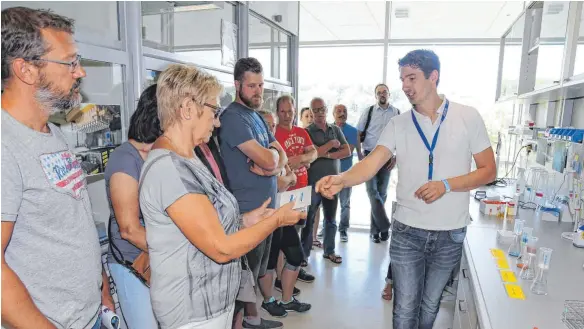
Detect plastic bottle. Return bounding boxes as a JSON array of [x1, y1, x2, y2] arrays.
[[515, 167, 526, 196]]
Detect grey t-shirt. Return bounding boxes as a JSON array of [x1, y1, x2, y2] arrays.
[[1, 110, 102, 329], [104, 142, 144, 264], [140, 149, 241, 329], [306, 123, 348, 185]]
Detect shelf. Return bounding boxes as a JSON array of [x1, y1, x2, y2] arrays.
[[517, 83, 563, 103]]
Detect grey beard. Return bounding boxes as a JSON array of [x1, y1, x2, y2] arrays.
[[35, 88, 81, 115]]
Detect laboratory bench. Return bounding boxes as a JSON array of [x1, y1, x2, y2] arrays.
[[453, 187, 584, 329]]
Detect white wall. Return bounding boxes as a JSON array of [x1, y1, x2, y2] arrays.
[[1, 1, 119, 42], [249, 1, 299, 36]]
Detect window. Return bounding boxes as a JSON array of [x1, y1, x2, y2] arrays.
[[299, 46, 384, 125], [1, 1, 120, 45], [141, 2, 236, 69], [385, 45, 501, 146], [572, 4, 584, 77], [533, 2, 569, 90], [249, 14, 291, 82], [500, 14, 525, 99]]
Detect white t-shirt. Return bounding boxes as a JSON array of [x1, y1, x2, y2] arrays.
[[377, 96, 491, 230]]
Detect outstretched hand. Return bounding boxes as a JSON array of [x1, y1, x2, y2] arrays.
[[315, 175, 344, 199]]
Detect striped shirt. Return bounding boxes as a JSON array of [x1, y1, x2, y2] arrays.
[[140, 149, 241, 329]]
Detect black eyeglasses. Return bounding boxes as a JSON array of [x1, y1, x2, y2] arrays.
[[312, 106, 327, 114], [26, 54, 82, 73], [204, 103, 223, 119], [377, 91, 389, 96]]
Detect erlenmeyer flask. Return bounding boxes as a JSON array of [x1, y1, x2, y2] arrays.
[[508, 219, 524, 257], [531, 247, 553, 295]]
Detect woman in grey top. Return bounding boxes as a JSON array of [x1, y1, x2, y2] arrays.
[[139, 64, 305, 329], [105, 84, 161, 329]]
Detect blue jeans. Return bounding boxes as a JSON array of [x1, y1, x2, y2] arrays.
[[91, 316, 101, 329], [390, 220, 466, 329], [364, 150, 391, 235], [301, 186, 338, 257], [338, 187, 352, 233], [108, 263, 158, 329]]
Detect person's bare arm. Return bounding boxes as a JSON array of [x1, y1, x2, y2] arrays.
[[110, 173, 148, 252], [101, 269, 114, 311], [415, 147, 496, 203], [1, 222, 57, 329], [166, 196, 303, 263], [356, 141, 364, 160], [317, 141, 336, 158], [238, 140, 279, 171], [271, 141, 288, 171], [315, 146, 393, 199], [288, 146, 317, 170], [357, 131, 365, 160], [277, 166, 297, 192], [327, 144, 351, 160]]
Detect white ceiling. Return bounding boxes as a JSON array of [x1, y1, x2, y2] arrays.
[[299, 1, 527, 42]]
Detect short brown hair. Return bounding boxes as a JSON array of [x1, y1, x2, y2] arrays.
[[156, 64, 223, 130], [276, 95, 295, 112], [1, 7, 74, 84]]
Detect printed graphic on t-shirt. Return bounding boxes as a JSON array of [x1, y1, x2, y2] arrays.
[[248, 113, 270, 147], [40, 150, 86, 198]]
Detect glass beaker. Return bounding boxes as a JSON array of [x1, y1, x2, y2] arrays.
[[531, 247, 553, 295], [534, 171, 549, 207], [508, 219, 524, 257], [516, 227, 533, 268], [519, 236, 538, 280]]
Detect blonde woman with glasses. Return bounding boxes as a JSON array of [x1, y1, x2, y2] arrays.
[[139, 64, 305, 329]]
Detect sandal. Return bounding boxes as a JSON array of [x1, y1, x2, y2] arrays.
[[323, 253, 342, 264], [382, 282, 393, 301], [312, 240, 322, 248], [300, 260, 308, 267]]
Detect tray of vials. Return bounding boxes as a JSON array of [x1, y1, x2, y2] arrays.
[[563, 300, 584, 329]]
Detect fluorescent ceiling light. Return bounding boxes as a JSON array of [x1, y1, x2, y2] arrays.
[[142, 1, 223, 15]]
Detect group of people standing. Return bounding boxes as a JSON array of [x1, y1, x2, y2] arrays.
[[1, 6, 497, 329]]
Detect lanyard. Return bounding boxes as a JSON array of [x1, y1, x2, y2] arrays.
[[411, 100, 449, 180]]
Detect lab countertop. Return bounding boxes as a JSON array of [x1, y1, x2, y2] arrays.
[[465, 189, 584, 329]]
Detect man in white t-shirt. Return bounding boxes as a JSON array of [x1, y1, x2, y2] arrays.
[[315, 49, 496, 329]]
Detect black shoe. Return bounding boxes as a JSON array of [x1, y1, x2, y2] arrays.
[[298, 268, 315, 283], [261, 299, 288, 318], [274, 279, 301, 296], [279, 297, 312, 313], [371, 234, 381, 243], [380, 232, 390, 241], [340, 230, 348, 242]]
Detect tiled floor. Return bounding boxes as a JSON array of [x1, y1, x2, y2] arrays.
[[257, 229, 456, 329]]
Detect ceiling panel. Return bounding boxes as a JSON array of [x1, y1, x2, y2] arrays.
[[299, 1, 526, 43]]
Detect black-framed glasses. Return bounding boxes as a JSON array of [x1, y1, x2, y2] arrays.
[[377, 91, 389, 96], [26, 54, 82, 73], [204, 103, 224, 119], [312, 106, 327, 114]]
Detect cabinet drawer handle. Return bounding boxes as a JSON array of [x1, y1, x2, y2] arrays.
[[459, 300, 468, 313], [462, 269, 469, 279]]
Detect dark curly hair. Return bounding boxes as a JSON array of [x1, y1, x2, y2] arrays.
[[234, 57, 263, 82], [398, 49, 441, 86], [128, 84, 162, 143]]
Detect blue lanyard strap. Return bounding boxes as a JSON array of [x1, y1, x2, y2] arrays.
[[410, 100, 449, 180]]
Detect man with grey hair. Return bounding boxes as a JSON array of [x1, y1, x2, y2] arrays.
[[301, 97, 351, 265], [1, 7, 111, 329]]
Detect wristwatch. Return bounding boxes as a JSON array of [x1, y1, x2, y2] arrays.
[[442, 179, 451, 193]]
